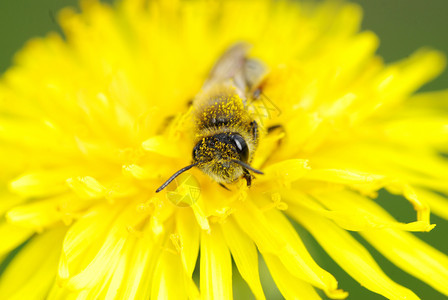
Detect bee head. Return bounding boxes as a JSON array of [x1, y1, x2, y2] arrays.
[[155, 133, 262, 193], [193, 132, 248, 165], [192, 132, 259, 183]]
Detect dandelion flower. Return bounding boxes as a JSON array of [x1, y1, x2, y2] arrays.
[[1, 0, 448, 299]]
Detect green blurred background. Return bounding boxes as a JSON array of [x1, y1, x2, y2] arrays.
[[0, 0, 447, 299]]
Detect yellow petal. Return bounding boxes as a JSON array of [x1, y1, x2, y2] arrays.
[[103, 253, 127, 299], [386, 182, 431, 225], [263, 254, 322, 300], [233, 199, 346, 298], [46, 283, 78, 300], [0, 228, 66, 299], [66, 176, 106, 200], [287, 190, 434, 232], [221, 217, 266, 300], [407, 89, 448, 111], [362, 228, 448, 296], [191, 200, 210, 232], [232, 199, 285, 254], [304, 168, 384, 185], [9, 170, 71, 197], [79, 243, 129, 299], [322, 2, 363, 37], [310, 138, 448, 196], [59, 203, 127, 289], [0, 221, 33, 257], [151, 250, 189, 300], [200, 224, 232, 300], [252, 127, 285, 168], [264, 207, 347, 299], [142, 135, 183, 158], [176, 210, 200, 277], [6, 194, 87, 231], [370, 49, 445, 115], [115, 222, 165, 300], [289, 206, 420, 300], [0, 192, 23, 216], [302, 168, 386, 196], [281, 111, 323, 157], [413, 187, 448, 220], [381, 117, 448, 148], [0, 118, 75, 152], [330, 31, 379, 91], [64, 234, 126, 291], [122, 164, 153, 180], [7, 201, 62, 232], [261, 159, 310, 188]]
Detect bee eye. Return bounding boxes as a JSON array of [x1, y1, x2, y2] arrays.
[[192, 142, 201, 158], [231, 134, 249, 162]]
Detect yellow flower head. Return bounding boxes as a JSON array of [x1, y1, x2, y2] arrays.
[[1, 0, 448, 299]]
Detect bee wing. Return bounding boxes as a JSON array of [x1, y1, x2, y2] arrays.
[[205, 43, 268, 95], [208, 42, 251, 82], [244, 58, 269, 94], [196, 42, 268, 108]]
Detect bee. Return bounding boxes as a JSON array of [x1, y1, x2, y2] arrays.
[[156, 42, 268, 193]]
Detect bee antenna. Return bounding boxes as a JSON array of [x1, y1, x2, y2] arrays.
[[231, 160, 263, 174], [155, 162, 199, 193]]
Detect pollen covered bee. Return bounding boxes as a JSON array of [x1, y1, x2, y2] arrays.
[[156, 43, 268, 192]]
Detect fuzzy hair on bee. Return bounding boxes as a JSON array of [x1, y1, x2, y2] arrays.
[[156, 42, 268, 193]]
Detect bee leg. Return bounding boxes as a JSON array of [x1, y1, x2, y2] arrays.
[[156, 115, 175, 134], [252, 88, 262, 100], [219, 183, 231, 191], [267, 124, 285, 148], [267, 124, 283, 133], [250, 120, 259, 142], [257, 124, 286, 171], [243, 169, 252, 187]]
